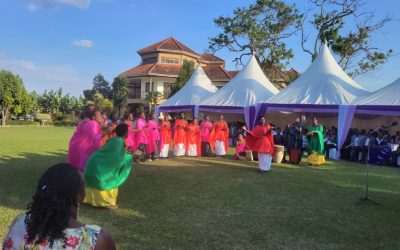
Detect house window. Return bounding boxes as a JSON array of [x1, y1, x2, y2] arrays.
[[128, 83, 141, 99], [142, 57, 157, 64], [145, 82, 155, 92], [163, 82, 175, 98], [161, 57, 179, 64]]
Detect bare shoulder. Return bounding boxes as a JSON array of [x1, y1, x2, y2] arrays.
[[94, 228, 116, 250]]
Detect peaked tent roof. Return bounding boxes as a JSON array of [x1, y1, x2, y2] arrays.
[[159, 65, 218, 107], [353, 77, 400, 105], [266, 43, 369, 105], [200, 55, 279, 107]]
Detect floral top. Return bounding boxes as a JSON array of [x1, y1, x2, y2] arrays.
[[3, 214, 101, 250]]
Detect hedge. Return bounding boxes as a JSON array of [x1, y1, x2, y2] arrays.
[[5, 120, 41, 126], [52, 120, 77, 127]]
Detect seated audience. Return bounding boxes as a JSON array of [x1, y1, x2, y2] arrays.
[[369, 131, 392, 165]]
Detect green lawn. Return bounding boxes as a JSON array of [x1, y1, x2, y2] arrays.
[[1, 127, 400, 249]]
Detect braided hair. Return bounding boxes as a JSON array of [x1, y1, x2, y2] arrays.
[[24, 163, 84, 247]]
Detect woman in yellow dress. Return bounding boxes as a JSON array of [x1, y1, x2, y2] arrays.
[[306, 116, 325, 165], [84, 123, 133, 209]]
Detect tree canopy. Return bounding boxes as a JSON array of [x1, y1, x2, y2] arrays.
[[301, 0, 393, 77], [0, 70, 26, 126], [209, 0, 302, 76], [112, 75, 129, 116], [209, 0, 393, 79]]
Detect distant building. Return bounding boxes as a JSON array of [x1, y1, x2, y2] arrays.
[[120, 37, 238, 112]]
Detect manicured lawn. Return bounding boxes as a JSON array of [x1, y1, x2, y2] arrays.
[[1, 127, 400, 249]]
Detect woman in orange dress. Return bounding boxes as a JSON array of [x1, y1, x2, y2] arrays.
[[186, 118, 201, 157], [243, 116, 274, 173], [160, 114, 172, 158], [173, 112, 188, 156], [209, 114, 229, 156]]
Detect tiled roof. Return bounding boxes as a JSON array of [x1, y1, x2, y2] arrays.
[[199, 53, 224, 63], [121, 63, 156, 76], [122, 63, 182, 77], [228, 70, 239, 78], [138, 37, 199, 56], [203, 65, 232, 82], [122, 63, 233, 83]]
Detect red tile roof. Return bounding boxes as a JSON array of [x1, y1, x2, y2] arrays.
[[122, 63, 182, 77], [138, 37, 199, 56], [203, 65, 232, 82], [199, 53, 225, 63], [228, 70, 239, 78], [121, 63, 156, 76], [122, 63, 234, 83]]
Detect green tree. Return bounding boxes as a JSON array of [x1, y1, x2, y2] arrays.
[[83, 89, 96, 101], [0, 70, 26, 126], [38, 90, 56, 114], [145, 91, 163, 114], [93, 93, 113, 114], [60, 93, 74, 114], [209, 0, 302, 78], [93, 74, 112, 99], [301, 0, 393, 77], [112, 75, 129, 116], [27, 91, 41, 114], [170, 60, 195, 97]]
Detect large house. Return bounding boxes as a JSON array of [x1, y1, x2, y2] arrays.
[[121, 37, 239, 112]]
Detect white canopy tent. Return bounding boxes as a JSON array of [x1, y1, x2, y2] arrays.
[[353, 77, 400, 105], [199, 55, 279, 127], [266, 43, 369, 105], [156, 65, 218, 118], [255, 43, 369, 156], [343, 77, 400, 136]]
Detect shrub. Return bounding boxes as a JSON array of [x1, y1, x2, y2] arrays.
[[54, 112, 63, 121], [35, 113, 52, 125], [52, 120, 77, 127], [6, 120, 40, 126]]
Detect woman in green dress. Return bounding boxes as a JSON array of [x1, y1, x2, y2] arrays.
[[306, 116, 325, 165], [84, 123, 133, 209]]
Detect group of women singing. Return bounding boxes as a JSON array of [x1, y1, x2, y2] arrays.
[[65, 105, 233, 210], [66, 103, 327, 210]]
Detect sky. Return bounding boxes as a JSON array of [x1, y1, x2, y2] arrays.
[[0, 0, 399, 97]]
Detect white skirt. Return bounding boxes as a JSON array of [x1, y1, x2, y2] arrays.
[[174, 143, 185, 156], [186, 144, 197, 157], [215, 140, 226, 156], [160, 144, 169, 158], [258, 153, 272, 171]]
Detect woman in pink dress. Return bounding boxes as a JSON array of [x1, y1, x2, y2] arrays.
[[135, 112, 149, 161], [67, 104, 103, 172], [200, 115, 213, 157], [147, 113, 161, 160], [234, 133, 248, 160], [122, 113, 135, 152]]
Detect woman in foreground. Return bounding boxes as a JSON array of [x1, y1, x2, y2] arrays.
[[2, 163, 116, 250], [84, 123, 133, 209]]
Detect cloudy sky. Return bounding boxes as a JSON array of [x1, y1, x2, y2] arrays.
[[0, 0, 399, 96]]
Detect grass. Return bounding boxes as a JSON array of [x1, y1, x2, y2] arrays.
[[1, 127, 400, 249]]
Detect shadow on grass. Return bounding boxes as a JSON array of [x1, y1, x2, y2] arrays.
[[0, 151, 68, 211]]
